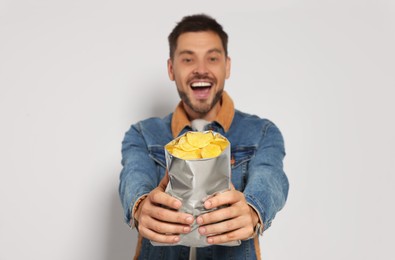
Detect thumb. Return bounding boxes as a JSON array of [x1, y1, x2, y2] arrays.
[[158, 171, 170, 191]]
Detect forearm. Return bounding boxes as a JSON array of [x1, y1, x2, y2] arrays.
[[244, 168, 288, 230], [244, 123, 289, 230], [118, 124, 162, 225], [119, 164, 158, 224]]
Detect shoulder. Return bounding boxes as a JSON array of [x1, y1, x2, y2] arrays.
[[138, 114, 171, 131], [227, 110, 283, 146], [233, 110, 280, 132], [123, 114, 173, 146]]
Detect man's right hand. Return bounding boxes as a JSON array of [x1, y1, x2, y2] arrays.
[[133, 172, 194, 244]]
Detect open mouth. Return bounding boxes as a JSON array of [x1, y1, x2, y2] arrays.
[[189, 78, 214, 100], [190, 81, 213, 99], [190, 81, 212, 90]]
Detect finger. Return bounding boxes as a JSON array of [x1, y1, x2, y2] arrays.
[[147, 205, 194, 225], [142, 196, 194, 225], [138, 224, 181, 244], [149, 188, 182, 210], [142, 216, 191, 235], [197, 206, 238, 225], [205, 224, 254, 244], [204, 190, 243, 209], [198, 217, 243, 236]]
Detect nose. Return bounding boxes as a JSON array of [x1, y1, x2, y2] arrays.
[[192, 60, 209, 75]]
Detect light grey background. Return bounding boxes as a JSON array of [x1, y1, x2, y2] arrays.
[[1, 0, 394, 259]]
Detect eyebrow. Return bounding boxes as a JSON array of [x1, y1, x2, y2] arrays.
[[207, 48, 223, 55], [178, 50, 194, 56], [177, 48, 224, 56]]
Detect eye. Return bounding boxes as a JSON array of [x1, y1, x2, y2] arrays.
[[209, 57, 219, 62], [182, 58, 192, 63]]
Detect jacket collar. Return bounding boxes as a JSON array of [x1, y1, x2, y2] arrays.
[[171, 91, 235, 138]]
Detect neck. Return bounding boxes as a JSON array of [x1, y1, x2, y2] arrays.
[[183, 101, 221, 122]]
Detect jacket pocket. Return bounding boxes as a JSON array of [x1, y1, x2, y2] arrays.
[[231, 146, 256, 169], [231, 146, 256, 191], [148, 145, 166, 169]]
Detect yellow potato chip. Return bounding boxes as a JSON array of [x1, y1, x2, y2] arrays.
[[166, 131, 229, 160], [171, 147, 202, 160], [165, 139, 177, 153], [165, 145, 173, 154], [177, 136, 199, 151], [211, 136, 229, 150], [186, 131, 214, 148], [201, 144, 222, 158]]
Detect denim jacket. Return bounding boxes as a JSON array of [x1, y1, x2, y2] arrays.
[[119, 93, 289, 260]]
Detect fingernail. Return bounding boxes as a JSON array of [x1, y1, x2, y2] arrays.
[[173, 200, 181, 208], [174, 236, 180, 242], [196, 217, 203, 225], [186, 216, 193, 223], [198, 226, 206, 234], [183, 226, 190, 233], [205, 200, 212, 209], [207, 237, 213, 244]]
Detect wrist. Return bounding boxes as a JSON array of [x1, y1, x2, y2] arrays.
[[246, 204, 264, 239], [250, 207, 259, 227], [131, 195, 148, 228], [244, 207, 262, 240]]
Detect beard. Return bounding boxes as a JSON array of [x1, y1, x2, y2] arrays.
[[177, 88, 223, 116]]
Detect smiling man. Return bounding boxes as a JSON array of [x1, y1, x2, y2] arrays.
[[119, 14, 289, 260], [168, 30, 230, 121]]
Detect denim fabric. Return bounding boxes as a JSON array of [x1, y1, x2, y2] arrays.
[[119, 110, 289, 259]]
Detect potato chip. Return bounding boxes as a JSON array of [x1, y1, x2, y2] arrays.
[[166, 131, 229, 160], [211, 136, 229, 150], [177, 136, 199, 151], [201, 144, 222, 158], [171, 147, 202, 160], [186, 131, 214, 148], [165, 140, 177, 153]]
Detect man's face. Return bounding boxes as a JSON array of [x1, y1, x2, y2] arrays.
[[168, 31, 231, 119]]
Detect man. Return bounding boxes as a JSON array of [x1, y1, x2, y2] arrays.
[[119, 14, 289, 260]]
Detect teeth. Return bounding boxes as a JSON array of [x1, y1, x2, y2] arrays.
[[191, 82, 212, 87]]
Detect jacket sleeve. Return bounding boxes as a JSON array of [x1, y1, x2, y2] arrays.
[[243, 122, 289, 231], [118, 123, 161, 226]]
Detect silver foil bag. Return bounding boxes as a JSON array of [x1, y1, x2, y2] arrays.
[[151, 131, 241, 247]]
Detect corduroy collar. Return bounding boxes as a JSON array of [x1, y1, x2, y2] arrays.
[[171, 91, 235, 138]]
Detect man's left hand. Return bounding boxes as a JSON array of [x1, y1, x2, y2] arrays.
[[196, 186, 259, 244]]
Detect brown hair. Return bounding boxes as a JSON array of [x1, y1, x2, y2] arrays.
[[168, 14, 229, 60]]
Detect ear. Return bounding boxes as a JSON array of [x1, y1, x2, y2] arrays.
[[167, 58, 175, 81], [225, 56, 231, 79]]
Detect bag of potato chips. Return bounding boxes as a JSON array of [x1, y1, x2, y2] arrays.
[[151, 131, 241, 247]]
